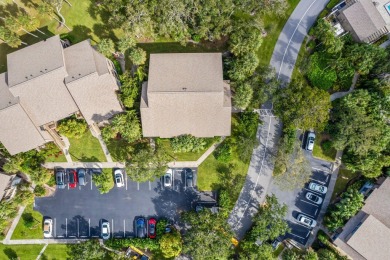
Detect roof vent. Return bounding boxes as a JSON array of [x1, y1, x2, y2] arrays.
[[182, 87, 187, 91], [45, 69, 48, 71], [78, 73, 81, 76]]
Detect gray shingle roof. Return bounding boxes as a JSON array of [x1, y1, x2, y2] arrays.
[[362, 178, 390, 227], [141, 53, 231, 138]]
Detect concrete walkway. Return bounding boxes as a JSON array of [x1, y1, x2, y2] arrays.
[[330, 72, 359, 101], [96, 134, 113, 162], [43, 162, 125, 169], [167, 138, 225, 168], [36, 243, 48, 260], [3, 239, 88, 245], [3, 206, 26, 243]]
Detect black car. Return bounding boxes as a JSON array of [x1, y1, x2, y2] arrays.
[[135, 217, 147, 238], [184, 168, 193, 187]]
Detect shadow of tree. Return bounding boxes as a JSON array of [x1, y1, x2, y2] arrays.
[[63, 25, 92, 44], [93, 24, 119, 43], [3, 248, 17, 260]]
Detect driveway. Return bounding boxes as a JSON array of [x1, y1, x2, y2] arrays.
[[34, 168, 204, 239]]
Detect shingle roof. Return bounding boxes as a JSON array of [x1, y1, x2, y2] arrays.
[[347, 214, 390, 260], [141, 53, 231, 138], [338, 0, 387, 42], [0, 103, 47, 155], [362, 178, 390, 227], [7, 35, 65, 87], [148, 53, 224, 92], [0, 73, 18, 110]]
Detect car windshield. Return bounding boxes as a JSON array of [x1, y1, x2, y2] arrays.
[[78, 170, 85, 177], [318, 186, 324, 192], [303, 218, 311, 225], [149, 224, 155, 234], [56, 176, 62, 184], [165, 176, 171, 182], [69, 173, 74, 182], [310, 195, 318, 202], [116, 176, 122, 182]]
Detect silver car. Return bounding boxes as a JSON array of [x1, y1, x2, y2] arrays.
[[101, 221, 110, 240], [77, 168, 87, 186], [306, 132, 315, 151], [309, 182, 328, 194], [296, 214, 317, 228], [306, 192, 323, 204], [56, 169, 66, 189]]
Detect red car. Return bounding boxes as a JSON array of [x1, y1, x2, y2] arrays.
[[68, 169, 78, 189], [148, 218, 157, 239]]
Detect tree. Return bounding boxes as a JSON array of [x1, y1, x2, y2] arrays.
[[214, 141, 232, 162], [233, 82, 253, 110], [67, 239, 108, 260], [273, 79, 331, 131], [125, 145, 169, 182], [0, 26, 22, 48], [234, 112, 260, 162], [239, 243, 275, 260], [343, 43, 386, 75], [57, 117, 88, 139], [313, 19, 344, 54], [307, 52, 337, 90], [324, 187, 364, 231], [159, 229, 182, 258], [235, 0, 289, 16], [229, 19, 262, 57], [128, 47, 147, 65], [228, 52, 259, 81], [92, 168, 114, 194], [274, 139, 312, 191], [170, 135, 208, 153], [117, 35, 136, 53], [97, 38, 115, 57], [119, 72, 142, 109], [102, 111, 141, 143], [181, 209, 234, 260]]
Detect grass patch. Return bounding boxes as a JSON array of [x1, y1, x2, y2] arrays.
[[157, 139, 215, 162], [106, 139, 133, 162], [273, 244, 285, 257], [11, 204, 43, 240], [291, 37, 309, 82], [258, 0, 301, 67], [0, 244, 43, 259], [312, 134, 337, 162], [331, 168, 357, 201], [68, 131, 106, 162], [42, 244, 69, 259]]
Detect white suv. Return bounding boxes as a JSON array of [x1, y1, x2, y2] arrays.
[[43, 218, 53, 238], [114, 169, 124, 188], [306, 132, 315, 151]]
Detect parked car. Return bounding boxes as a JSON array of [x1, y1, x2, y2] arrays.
[[114, 169, 124, 188], [43, 218, 53, 238], [56, 169, 66, 189], [306, 132, 316, 151], [308, 182, 327, 194], [101, 221, 110, 240], [306, 192, 323, 204], [148, 218, 157, 239], [135, 217, 147, 238], [77, 168, 87, 186], [296, 214, 317, 228], [164, 169, 173, 187], [184, 168, 193, 188], [68, 169, 77, 189], [359, 181, 374, 197]]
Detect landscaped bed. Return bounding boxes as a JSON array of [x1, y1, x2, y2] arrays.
[[312, 134, 337, 162], [11, 203, 43, 240], [331, 168, 357, 201], [68, 131, 106, 162]]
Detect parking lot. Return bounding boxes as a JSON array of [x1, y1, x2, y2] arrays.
[[34, 168, 201, 239], [268, 151, 332, 246]]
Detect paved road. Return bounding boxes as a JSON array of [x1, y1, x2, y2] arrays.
[[270, 0, 330, 82], [228, 0, 329, 239]]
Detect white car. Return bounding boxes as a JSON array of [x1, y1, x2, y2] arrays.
[[43, 218, 53, 238], [101, 221, 110, 240], [296, 214, 317, 228], [306, 132, 315, 151], [164, 169, 173, 187], [309, 182, 327, 194], [114, 169, 124, 188], [306, 192, 323, 204]]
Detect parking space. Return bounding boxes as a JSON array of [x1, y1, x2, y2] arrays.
[[35, 167, 199, 239], [268, 150, 332, 246]]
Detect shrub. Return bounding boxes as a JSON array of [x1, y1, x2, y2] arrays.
[[192, 34, 201, 42], [22, 213, 35, 228], [214, 141, 232, 162], [57, 117, 88, 139], [307, 52, 337, 90], [321, 140, 333, 153], [170, 135, 207, 153], [128, 47, 147, 65], [34, 185, 46, 197]]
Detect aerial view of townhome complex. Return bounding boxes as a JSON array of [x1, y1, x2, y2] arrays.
[[0, 0, 389, 259]]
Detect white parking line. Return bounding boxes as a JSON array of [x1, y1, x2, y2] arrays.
[[54, 218, 56, 237], [79, 185, 81, 190], [68, 235, 76, 238], [80, 236, 88, 238], [137, 182, 139, 190], [125, 174, 128, 190], [57, 235, 64, 238], [123, 220, 126, 237], [149, 181, 151, 190], [306, 230, 311, 237], [77, 218, 79, 237], [184, 170, 187, 190], [315, 208, 318, 216], [65, 218, 68, 237], [309, 177, 326, 185], [288, 232, 306, 240], [91, 235, 99, 238], [300, 199, 319, 208], [312, 167, 329, 173], [88, 219, 90, 237], [111, 219, 114, 239], [91, 176, 93, 190], [172, 176, 175, 190]]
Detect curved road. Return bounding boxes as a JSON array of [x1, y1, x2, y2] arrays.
[[228, 0, 329, 239]]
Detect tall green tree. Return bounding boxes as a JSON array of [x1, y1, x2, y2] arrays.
[[314, 19, 344, 55], [97, 38, 115, 57], [273, 79, 331, 131], [229, 19, 262, 57], [128, 47, 147, 65], [159, 229, 182, 258], [102, 110, 141, 143], [228, 52, 259, 81]]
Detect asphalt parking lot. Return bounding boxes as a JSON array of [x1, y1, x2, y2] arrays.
[[268, 149, 332, 246], [34, 168, 201, 239]]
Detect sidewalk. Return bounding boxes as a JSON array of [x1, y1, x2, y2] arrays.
[[3, 206, 26, 243], [43, 162, 125, 169]]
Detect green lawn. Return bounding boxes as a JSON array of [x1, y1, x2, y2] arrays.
[[11, 204, 43, 240], [157, 139, 216, 162], [331, 168, 357, 201], [44, 145, 67, 163], [68, 131, 106, 162], [312, 134, 337, 162], [257, 0, 301, 67], [197, 144, 249, 191], [0, 244, 44, 260], [106, 139, 133, 162], [273, 244, 285, 257], [42, 244, 69, 260]]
